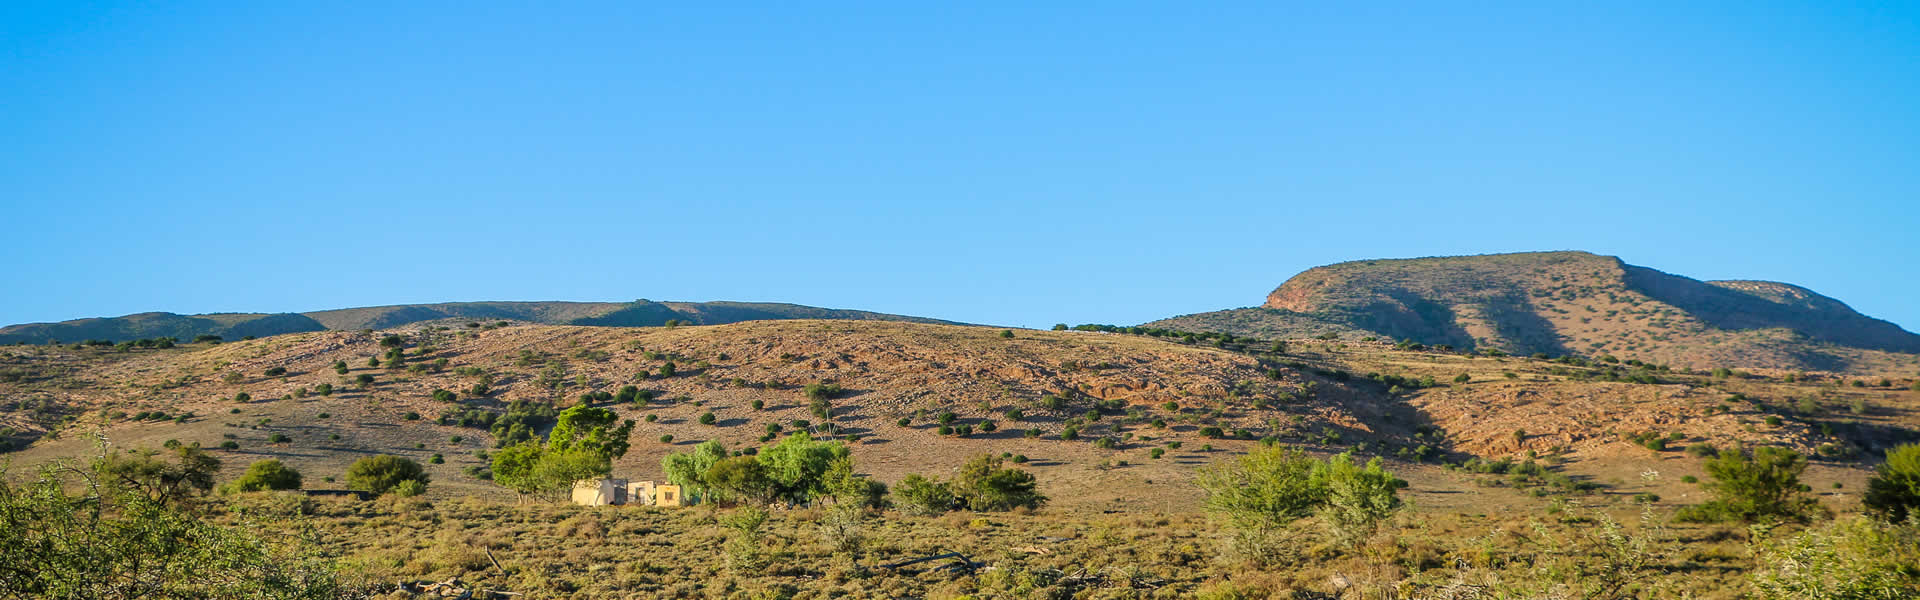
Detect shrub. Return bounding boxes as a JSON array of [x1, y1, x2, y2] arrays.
[[699, 412, 716, 425], [1864, 443, 1920, 523], [220, 441, 239, 450], [402, 412, 420, 421], [952, 454, 1046, 511], [751, 399, 764, 411], [268, 433, 290, 444], [893, 474, 956, 515], [0, 459, 349, 597], [315, 383, 333, 396], [345, 455, 429, 496], [389, 479, 427, 497], [1150, 448, 1165, 459], [1679, 444, 1816, 523], [230, 459, 303, 492], [1749, 517, 1920, 598], [1197, 446, 1402, 559], [263, 367, 286, 377], [1453, 373, 1471, 384], [999, 330, 1014, 339]]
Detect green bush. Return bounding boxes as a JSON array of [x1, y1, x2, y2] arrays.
[[699, 412, 717, 425], [1196, 446, 1403, 559], [1864, 443, 1920, 523], [344, 455, 429, 496], [230, 459, 302, 492], [953, 454, 1045, 511], [0, 460, 349, 598], [892, 474, 956, 515], [1749, 517, 1920, 598], [1678, 444, 1817, 523], [389, 479, 427, 497]]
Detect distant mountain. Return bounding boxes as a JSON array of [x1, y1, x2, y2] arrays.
[[0, 300, 956, 344], [1146, 251, 1920, 373]]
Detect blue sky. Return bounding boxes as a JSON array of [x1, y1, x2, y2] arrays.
[[3, 2, 1917, 331]]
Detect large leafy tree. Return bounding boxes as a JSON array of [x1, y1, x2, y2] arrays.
[[490, 404, 634, 500], [548, 405, 635, 460], [661, 440, 730, 501], [756, 432, 850, 502]]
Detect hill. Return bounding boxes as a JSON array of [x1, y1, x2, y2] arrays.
[[5, 319, 1915, 511], [6, 319, 1918, 597], [0, 299, 955, 345], [1147, 251, 1920, 374]]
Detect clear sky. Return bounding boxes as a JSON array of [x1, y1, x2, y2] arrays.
[[3, 3, 1916, 331]]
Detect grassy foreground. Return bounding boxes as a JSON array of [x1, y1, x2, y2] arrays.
[[200, 491, 1909, 599]]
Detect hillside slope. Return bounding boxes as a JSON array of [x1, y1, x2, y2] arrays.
[[5, 320, 1914, 509], [1147, 251, 1920, 373], [0, 299, 955, 344]]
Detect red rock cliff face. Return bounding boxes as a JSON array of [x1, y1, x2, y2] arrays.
[[1264, 270, 1340, 311]]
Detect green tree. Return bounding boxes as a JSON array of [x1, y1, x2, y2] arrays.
[[1194, 446, 1403, 560], [488, 443, 547, 498], [821, 455, 887, 508], [547, 405, 635, 460], [91, 446, 222, 509], [757, 431, 851, 502], [229, 459, 303, 492], [1864, 442, 1920, 522], [1692, 444, 1817, 522], [662, 440, 729, 501], [1196, 446, 1327, 531], [1317, 453, 1403, 547], [703, 455, 779, 505], [951, 454, 1045, 511], [344, 455, 429, 496], [893, 473, 956, 516]]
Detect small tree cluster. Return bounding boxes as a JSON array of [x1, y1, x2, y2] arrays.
[[1196, 446, 1403, 562], [893, 454, 1046, 514]]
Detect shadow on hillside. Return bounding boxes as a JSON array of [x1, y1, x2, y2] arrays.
[[1477, 292, 1570, 357], [1625, 265, 1920, 352]]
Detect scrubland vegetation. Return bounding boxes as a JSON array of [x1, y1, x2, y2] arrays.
[[4, 311, 1920, 598]]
